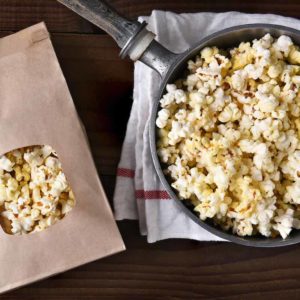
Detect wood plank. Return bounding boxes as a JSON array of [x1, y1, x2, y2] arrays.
[[0, 0, 97, 33], [0, 0, 300, 33], [5, 220, 300, 299], [113, 0, 300, 19], [52, 33, 134, 176]]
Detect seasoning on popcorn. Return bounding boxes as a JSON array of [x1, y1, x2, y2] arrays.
[[156, 34, 300, 239]]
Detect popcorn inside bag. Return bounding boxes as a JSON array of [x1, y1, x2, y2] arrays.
[[0, 145, 75, 235]]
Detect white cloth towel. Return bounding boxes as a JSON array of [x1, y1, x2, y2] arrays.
[[113, 10, 300, 243]]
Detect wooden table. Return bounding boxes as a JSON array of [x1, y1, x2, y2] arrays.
[[1, 1, 300, 299]]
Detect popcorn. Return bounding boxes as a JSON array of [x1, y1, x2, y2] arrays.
[[210, 88, 227, 112], [253, 143, 270, 170], [233, 219, 253, 236], [268, 64, 283, 78], [231, 70, 247, 90], [45, 156, 60, 169], [189, 91, 206, 106], [256, 197, 276, 237], [251, 167, 263, 181], [259, 179, 275, 197], [174, 89, 187, 104], [231, 42, 254, 70], [288, 45, 300, 64], [0, 156, 14, 172], [285, 181, 300, 204], [218, 102, 241, 122], [255, 91, 278, 113], [212, 166, 229, 191], [61, 199, 75, 215], [156, 34, 300, 239], [156, 108, 170, 129], [273, 35, 293, 57], [0, 145, 75, 235], [273, 209, 294, 239], [51, 172, 68, 197], [200, 47, 215, 62], [244, 64, 264, 80]]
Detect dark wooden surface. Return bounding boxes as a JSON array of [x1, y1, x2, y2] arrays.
[[1, 1, 300, 299]]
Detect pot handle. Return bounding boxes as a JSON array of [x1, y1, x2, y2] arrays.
[[57, 0, 178, 77]]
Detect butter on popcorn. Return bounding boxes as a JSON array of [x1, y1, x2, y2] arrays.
[[0, 145, 75, 235], [156, 34, 300, 239]]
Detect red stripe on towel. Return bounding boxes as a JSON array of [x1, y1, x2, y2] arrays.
[[135, 190, 171, 200], [117, 168, 135, 178], [117, 168, 171, 199]]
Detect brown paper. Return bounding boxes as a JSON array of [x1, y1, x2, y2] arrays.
[[0, 23, 125, 293]]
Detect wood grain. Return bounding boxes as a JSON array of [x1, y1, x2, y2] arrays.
[[1, 1, 300, 299], [52, 33, 133, 176], [57, 0, 141, 48], [1, 0, 300, 33], [5, 221, 300, 299]]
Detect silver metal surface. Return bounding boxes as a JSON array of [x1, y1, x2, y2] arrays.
[[57, 0, 142, 48], [139, 40, 178, 78], [119, 21, 148, 58]]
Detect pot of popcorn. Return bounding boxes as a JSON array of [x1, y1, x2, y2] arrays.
[[151, 28, 300, 247], [57, 0, 300, 247], [0, 22, 124, 293]]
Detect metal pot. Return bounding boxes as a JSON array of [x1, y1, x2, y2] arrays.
[[58, 0, 300, 247]]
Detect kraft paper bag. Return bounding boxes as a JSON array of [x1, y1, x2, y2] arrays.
[[0, 22, 125, 293]]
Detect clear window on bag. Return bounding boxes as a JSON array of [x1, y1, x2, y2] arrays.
[[0, 145, 75, 235]]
